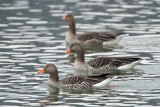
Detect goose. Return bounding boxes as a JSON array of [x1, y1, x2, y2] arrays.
[[65, 43, 141, 75], [61, 13, 127, 46], [37, 63, 116, 90]]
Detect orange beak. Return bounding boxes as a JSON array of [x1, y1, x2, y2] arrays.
[[65, 49, 71, 54], [61, 16, 66, 21], [37, 68, 45, 74]]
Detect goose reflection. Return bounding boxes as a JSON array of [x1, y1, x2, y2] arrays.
[[39, 86, 59, 106]]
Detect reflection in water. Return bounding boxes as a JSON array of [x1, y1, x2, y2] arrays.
[[84, 44, 114, 53], [48, 86, 59, 102], [66, 42, 121, 54], [39, 86, 59, 106], [74, 67, 143, 77]]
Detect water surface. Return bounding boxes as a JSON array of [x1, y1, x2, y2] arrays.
[[0, 0, 160, 106]]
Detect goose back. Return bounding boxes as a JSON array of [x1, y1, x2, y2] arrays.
[[87, 57, 141, 68], [78, 32, 124, 42], [58, 75, 108, 90]]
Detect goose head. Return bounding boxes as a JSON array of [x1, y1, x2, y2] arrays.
[[61, 13, 75, 23], [65, 43, 83, 54], [37, 63, 58, 74]]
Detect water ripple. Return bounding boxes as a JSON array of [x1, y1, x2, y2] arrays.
[[0, 0, 160, 106]]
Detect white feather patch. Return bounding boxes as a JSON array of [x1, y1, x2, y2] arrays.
[[103, 34, 129, 45], [93, 76, 117, 88], [117, 61, 140, 70]]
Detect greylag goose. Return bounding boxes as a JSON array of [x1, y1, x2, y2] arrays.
[[37, 63, 116, 90], [65, 43, 141, 75], [62, 13, 127, 46]]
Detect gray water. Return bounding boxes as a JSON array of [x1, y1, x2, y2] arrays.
[[0, 0, 160, 106]]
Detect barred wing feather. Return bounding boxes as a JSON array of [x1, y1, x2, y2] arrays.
[[87, 57, 141, 69], [59, 75, 107, 90], [78, 32, 124, 42], [87, 57, 113, 68]]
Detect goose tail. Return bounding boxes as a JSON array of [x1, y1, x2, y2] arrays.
[[93, 76, 117, 88]]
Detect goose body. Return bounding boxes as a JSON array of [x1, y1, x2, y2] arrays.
[[37, 63, 115, 90], [62, 13, 126, 46], [65, 43, 141, 76]]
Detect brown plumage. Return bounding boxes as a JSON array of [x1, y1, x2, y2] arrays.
[[78, 32, 123, 42], [62, 13, 126, 46], [87, 57, 141, 68], [37, 63, 115, 90], [65, 43, 141, 75]]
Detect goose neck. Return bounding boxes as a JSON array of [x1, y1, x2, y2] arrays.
[[49, 72, 59, 83], [68, 19, 76, 35], [76, 51, 85, 63]]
